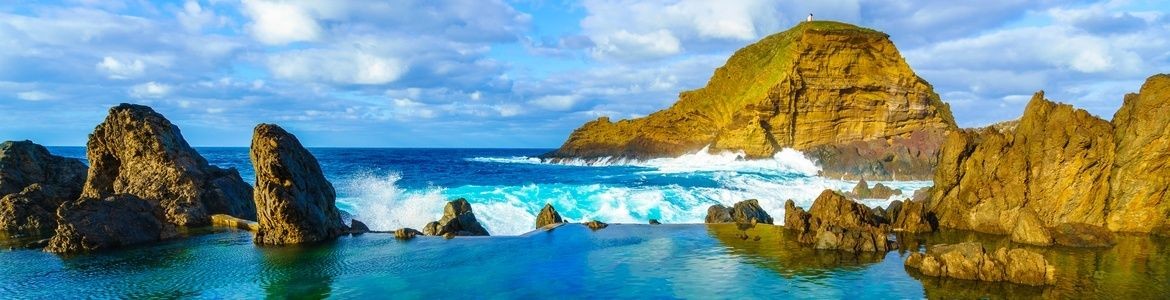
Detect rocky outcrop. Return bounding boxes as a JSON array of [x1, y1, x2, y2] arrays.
[[421, 198, 489, 237], [905, 242, 1056, 286], [0, 141, 87, 235], [584, 220, 608, 230], [1109, 74, 1170, 233], [535, 203, 563, 229], [704, 199, 774, 224], [394, 228, 422, 240], [889, 199, 935, 233], [81, 104, 255, 227], [544, 21, 956, 180], [848, 179, 902, 199], [784, 190, 892, 252], [928, 92, 1115, 234], [45, 195, 171, 253], [349, 220, 370, 235], [250, 124, 347, 245], [1009, 208, 1052, 246]]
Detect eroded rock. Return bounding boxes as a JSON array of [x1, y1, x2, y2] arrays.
[[423, 198, 489, 237], [394, 228, 422, 240], [251, 124, 347, 245], [535, 203, 563, 229], [0, 141, 87, 235], [890, 199, 935, 233], [45, 195, 170, 253], [584, 220, 608, 230], [905, 242, 1056, 286], [849, 179, 902, 199], [784, 190, 892, 252], [704, 199, 773, 224], [1109, 74, 1170, 233]]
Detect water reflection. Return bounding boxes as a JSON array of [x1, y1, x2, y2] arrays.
[[257, 242, 343, 299], [706, 224, 885, 277]]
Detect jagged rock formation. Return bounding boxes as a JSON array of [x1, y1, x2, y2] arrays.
[[80, 104, 255, 227], [251, 124, 347, 245], [0, 141, 87, 236], [45, 195, 170, 253], [1108, 74, 1170, 233], [889, 199, 935, 233], [704, 199, 774, 224], [928, 92, 1115, 234], [545, 21, 957, 180], [584, 220, 608, 230], [784, 190, 892, 252], [394, 228, 422, 240], [535, 203, 563, 229], [905, 242, 1056, 286], [422, 198, 489, 237], [848, 179, 902, 199]]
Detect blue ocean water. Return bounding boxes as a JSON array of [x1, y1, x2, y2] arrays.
[[47, 146, 929, 235]]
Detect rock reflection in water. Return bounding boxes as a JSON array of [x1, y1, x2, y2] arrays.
[[706, 223, 884, 277], [258, 242, 343, 299]]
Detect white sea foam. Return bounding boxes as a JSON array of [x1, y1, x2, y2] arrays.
[[466, 146, 822, 176], [337, 172, 448, 232]]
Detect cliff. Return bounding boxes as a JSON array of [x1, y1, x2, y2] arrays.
[[545, 21, 957, 179]]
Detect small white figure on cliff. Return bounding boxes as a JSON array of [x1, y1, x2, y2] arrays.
[[807, 13, 813, 22]]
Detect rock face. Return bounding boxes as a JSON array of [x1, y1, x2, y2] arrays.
[[250, 124, 347, 245], [928, 93, 1115, 234], [45, 195, 169, 253], [704, 199, 774, 224], [1050, 223, 1116, 248], [1109, 74, 1170, 233], [1009, 209, 1052, 246], [544, 21, 956, 180], [422, 198, 489, 237], [0, 141, 87, 235], [848, 179, 902, 199], [905, 242, 1057, 286], [889, 199, 935, 233], [535, 203, 564, 229], [784, 190, 892, 252], [81, 104, 255, 227]]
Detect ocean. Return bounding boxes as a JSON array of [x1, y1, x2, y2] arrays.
[[46, 146, 929, 235]]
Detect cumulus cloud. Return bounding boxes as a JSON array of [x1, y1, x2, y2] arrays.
[[268, 49, 408, 85], [129, 81, 172, 98], [241, 0, 322, 45], [96, 56, 146, 79]]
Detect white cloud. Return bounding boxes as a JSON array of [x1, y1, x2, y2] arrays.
[[129, 81, 172, 98], [16, 91, 53, 101], [96, 56, 145, 79], [177, 0, 219, 32], [589, 29, 682, 61], [528, 95, 582, 111], [268, 49, 408, 85], [241, 0, 322, 45]]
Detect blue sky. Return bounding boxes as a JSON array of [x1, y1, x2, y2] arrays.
[[1, 0, 1168, 147]]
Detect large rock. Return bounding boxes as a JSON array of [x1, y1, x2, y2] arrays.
[[1010, 208, 1053, 246], [422, 198, 489, 237], [928, 92, 1114, 234], [250, 124, 347, 245], [848, 179, 902, 199], [535, 203, 564, 229], [81, 104, 255, 227], [704, 199, 774, 224], [890, 199, 935, 233], [0, 141, 87, 235], [1109, 74, 1170, 233], [45, 195, 170, 253], [543, 21, 956, 180], [905, 242, 1056, 286], [784, 190, 892, 252]]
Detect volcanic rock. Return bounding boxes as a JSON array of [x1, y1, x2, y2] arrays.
[[890, 199, 935, 233], [1109, 74, 1170, 233], [1009, 208, 1052, 246], [1050, 223, 1116, 248], [45, 195, 170, 253], [349, 219, 370, 235], [251, 124, 347, 245], [905, 242, 1056, 286], [849, 179, 902, 199], [80, 104, 255, 227], [704, 199, 774, 224], [784, 190, 892, 252], [424, 198, 489, 237], [535, 203, 564, 229], [394, 228, 422, 240], [544, 21, 956, 180], [584, 220, 608, 230], [0, 141, 87, 235]]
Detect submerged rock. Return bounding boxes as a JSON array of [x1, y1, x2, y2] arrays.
[[251, 124, 347, 245], [394, 228, 422, 240], [543, 21, 956, 180], [535, 203, 563, 229], [584, 220, 608, 230], [704, 199, 774, 224], [45, 195, 170, 253], [424, 198, 489, 237], [80, 104, 255, 227], [905, 242, 1056, 286], [785, 190, 892, 252], [1051, 223, 1116, 248], [0, 141, 87, 236]]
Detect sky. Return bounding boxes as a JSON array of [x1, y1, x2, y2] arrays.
[[1, 0, 1168, 147]]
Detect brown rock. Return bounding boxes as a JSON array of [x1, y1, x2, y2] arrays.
[[928, 92, 1114, 234], [543, 21, 956, 180], [1010, 208, 1052, 246], [849, 179, 902, 199], [349, 219, 370, 235], [0, 141, 87, 236], [584, 220, 608, 230], [81, 104, 255, 227], [535, 203, 563, 229], [785, 190, 891, 252], [1051, 223, 1116, 248], [425, 198, 489, 237], [45, 195, 171, 253], [890, 199, 935, 233], [905, 242, 1056, 286], [705, 199, 774, 224], [250, 124, 347, 245], [210, 214, 259, 232], [394, 228, 422, 240], [1109, 74, 1170, 233]]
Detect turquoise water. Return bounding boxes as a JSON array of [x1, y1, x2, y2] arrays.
[[42, 147, 930, 236], [3, 225, 1167, 298]]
